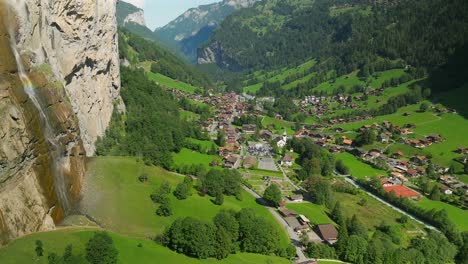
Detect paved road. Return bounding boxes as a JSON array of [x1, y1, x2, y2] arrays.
[[242, 186, 309, 262]]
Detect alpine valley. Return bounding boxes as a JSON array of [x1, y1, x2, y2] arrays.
[[0, 0, 467, 264]]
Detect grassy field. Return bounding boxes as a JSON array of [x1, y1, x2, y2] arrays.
[[243, 59, 316, 93], [415, 197, 468, 231], [180, 110, 200, 121], [286, 203, 334, 226], [242, 168, 284, 178], [147, 71, 198, 94], [83, 157, 290, 245], [262, 116, 294, 135], [0, 229, 290, 264], [186, 138, 217, 151], [335, 192, 423, 243], [334, 152, 387, 179], [173, 148, 219, 169]]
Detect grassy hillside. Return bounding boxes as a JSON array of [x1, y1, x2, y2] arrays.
[[82, 157, 290, 246], [119, 29, 212, 89], [0, 229, 290, 264]]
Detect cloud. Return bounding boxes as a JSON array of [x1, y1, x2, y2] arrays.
[[124, 0, 145, 8]]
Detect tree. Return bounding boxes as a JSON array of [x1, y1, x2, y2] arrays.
[[356, 129, 377, 146], [151, 181, 172, 203], [331, 201, 344, 224], [156, 197, 173, 216], [335, 160, 349, 175], [214, 227, 232, 259], [343, 235, 368, 264], [214, 210, 239, 242], [35, 240, 44, 257], [419, 102, 430, 112], [429, 185, 441, 201], [85, 232, 118, 264], [216, 130, 226, 147], [174, 182, 190, 200], [214, 192, 224, 205], [305, 176, 333, 206], [200, 169, 224, 196], [348, 215, 368, 239], [263, 184, 282, 206], [62, 244, 73, 263], [464, 162, 468, 174]]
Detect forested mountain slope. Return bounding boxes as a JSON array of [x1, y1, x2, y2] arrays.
[[199, 0, 468, 78], [155, 0, 259, 62]]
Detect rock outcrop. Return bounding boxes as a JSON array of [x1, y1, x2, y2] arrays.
[[10, 0, 122, 155], [0, 0, 120, 244], [123, 10, 146, 27]]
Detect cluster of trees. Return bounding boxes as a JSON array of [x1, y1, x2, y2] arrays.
[[288, 137, 335, 180], [96, 67, 188, 168], [303, 198, 460, 264], [161, 209, 295, 259], [263, 184, 282, 206], [179, 98, 211, 121], [232, 115, 263, 128], [199, 169, 243, 205], [174, 176, 193, 200], [119, 29, 212, 88], [151, 181, 173, 217], [36, 232, 118, 264], [358, 176, 467, 258]]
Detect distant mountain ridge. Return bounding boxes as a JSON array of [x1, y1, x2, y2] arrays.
[[155, 0, 259, 62]]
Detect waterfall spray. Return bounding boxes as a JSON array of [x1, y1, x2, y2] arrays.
[[5, 7, 71, 214]]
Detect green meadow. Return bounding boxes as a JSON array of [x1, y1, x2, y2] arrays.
[[83, 157, 290, 245], [147, 71, 198, 94], [173, 148, 219, 169], [415, 197, 468, 231], [0, 229, 290, 264], [286, 203, 334, 226], [334, 152, 387, 179], [262, 116, 294, 135]]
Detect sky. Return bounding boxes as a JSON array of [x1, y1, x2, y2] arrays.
[[124, 0, 221, 30]]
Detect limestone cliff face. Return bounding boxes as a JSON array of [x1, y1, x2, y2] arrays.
[[123, 10, 146, 27], [0, 0, 120, 244], [10, 0, 122, 155]]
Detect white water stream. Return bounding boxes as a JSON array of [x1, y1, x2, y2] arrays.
[[6, 14, 71, 213]]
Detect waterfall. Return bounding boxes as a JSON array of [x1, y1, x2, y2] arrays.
[[6, 12, 71, 214]]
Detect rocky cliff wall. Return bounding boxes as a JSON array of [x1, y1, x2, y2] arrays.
[[9, 0, 122, 155], [0, 0, 119, 244]]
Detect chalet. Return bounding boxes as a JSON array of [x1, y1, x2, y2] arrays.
[[289, 194, 303, 202], [259, 130, 273, 141], [392, 151, 404, 158], [365, 149, 382, 160], [400, 128, 413, 135], [281, 154, 295, 166], [219, 146, 236, 157], [329, 145, 343, 154], [456, 147, 468, 154], [242, 124, 256, 134], [378, 133, 390, 143], [406, 168, 419, 178], [223, 155, 240, 169], [381, 177, 401, 187], [278, 207, 297, 217], [295, 129, 311, 138], [284, 216, 304, 232], [298, 214, 311, 225], [427, 133, 442, 143], [243, 156, 257, 169], [440, 185, 453, 195], [342, 138, 353, 146], [316, 224, 338, 245], [335, 127, 345, 133], [410, 156, 428, 165], [391, 171, 408, 182]]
